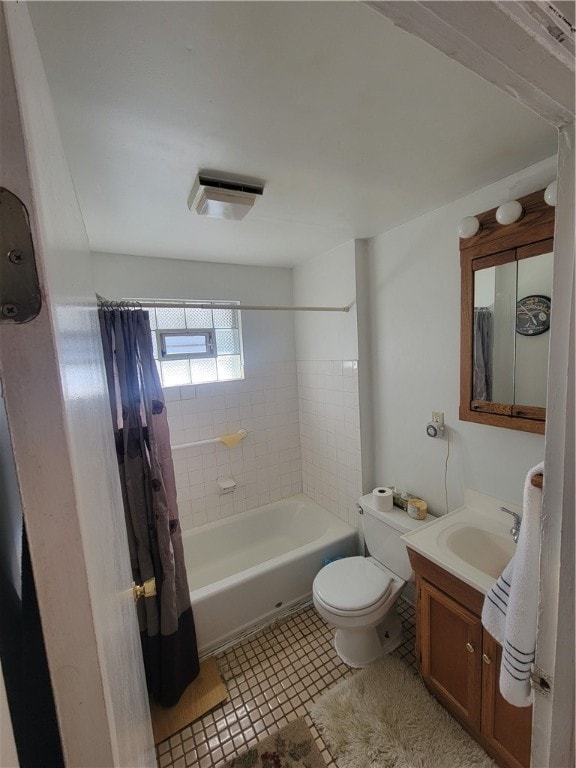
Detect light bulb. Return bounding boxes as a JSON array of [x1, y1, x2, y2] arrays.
[[495, 200, 523, 225], [544, 180, 557, 206], [457, 216, 481, 239]]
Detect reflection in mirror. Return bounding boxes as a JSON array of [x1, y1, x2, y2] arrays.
[[473, 262, 516, 403], [473, 254, 553, 409], [514, 252, 553, 408]]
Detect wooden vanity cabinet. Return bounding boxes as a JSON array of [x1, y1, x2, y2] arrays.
[[420, 579, 483, 730], [409, 549, 532, 768]]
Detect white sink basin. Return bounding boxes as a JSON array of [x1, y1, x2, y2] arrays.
[[401, 490, 519, 594], [439, 524, 516, 579]]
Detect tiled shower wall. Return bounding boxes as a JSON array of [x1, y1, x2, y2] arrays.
[[297, 360, 362, 528], [165, 359, 362, 532], [164, 362, 302, 532]]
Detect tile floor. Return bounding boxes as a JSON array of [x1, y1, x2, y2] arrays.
[[156, 598, 416, 768]]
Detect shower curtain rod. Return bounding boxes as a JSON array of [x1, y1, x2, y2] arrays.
[[97, 295, 352, 313]]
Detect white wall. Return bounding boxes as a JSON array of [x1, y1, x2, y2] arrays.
[[298, 360, 362, 527], [293, 241, 363, 526], [355, 240, 375, 493], [293, 240, 358, 360], [163, 365, 301, 531], [92, 252, 295, 367], [367, 156, 557, 513]]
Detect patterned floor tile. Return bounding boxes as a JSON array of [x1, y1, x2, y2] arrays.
[[156, 598, 416, 768]]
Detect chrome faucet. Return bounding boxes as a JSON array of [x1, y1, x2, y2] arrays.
[[501, 507, 521, 543]]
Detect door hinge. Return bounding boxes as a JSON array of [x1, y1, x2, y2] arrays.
[[530, 664, 552, 696], [0, 187, 41, 324]]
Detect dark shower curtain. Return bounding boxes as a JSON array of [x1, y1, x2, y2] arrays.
[[473, 307, 493, 402], [99, 307, 200, 707]]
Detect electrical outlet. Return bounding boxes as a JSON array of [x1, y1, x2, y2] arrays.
[[432, 411, 444, 424]]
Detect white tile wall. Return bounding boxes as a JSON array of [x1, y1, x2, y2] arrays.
[[297, 360, 363, 529], [164, 362, 302, 532], [165, 358, 362, 533]]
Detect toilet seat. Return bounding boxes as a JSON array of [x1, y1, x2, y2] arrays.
[[313, 557, 393, 616]]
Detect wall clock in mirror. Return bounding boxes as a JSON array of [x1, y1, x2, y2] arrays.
[[516, 295, 551, 336]]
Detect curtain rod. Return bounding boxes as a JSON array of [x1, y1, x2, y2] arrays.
[[97, 295, 351, 313]]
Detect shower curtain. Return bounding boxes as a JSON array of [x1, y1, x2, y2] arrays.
[[99, 307, 200, 707], [473, 307, 493, 402]]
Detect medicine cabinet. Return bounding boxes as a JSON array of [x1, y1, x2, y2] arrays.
[[460, 190, 554, 435]]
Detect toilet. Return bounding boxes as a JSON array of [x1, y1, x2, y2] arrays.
[[313, 492, 428, 667]]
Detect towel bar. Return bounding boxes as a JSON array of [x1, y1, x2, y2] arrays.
[[171, 429, 248, 451]]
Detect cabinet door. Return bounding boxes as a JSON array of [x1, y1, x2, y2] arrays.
[[420, 579, 483, 730], [481, 631, 532, 768]]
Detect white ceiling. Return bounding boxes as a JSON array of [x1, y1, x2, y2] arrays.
[[29, 1, 557, 268]]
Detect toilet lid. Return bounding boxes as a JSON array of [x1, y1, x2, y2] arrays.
[[314, 557, 392, 612]]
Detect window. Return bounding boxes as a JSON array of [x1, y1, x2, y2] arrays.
[[146, 302, 244, 387], [158, 330, 214, 360]]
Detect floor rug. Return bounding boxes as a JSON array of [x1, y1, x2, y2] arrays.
[[150, 657, 227, 744], [310, 655, 494, 768], [224, 718, 327, 768]]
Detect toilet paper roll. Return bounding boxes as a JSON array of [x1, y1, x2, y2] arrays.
[[371, 487, 394, 513]]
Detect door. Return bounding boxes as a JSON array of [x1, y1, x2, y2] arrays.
[[1, 5, 154, 766], [481, 632, 532, 768], [420, 579, 482, 730]]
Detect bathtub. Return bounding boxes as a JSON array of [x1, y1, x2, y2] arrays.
[[181, 494, 358, 655]]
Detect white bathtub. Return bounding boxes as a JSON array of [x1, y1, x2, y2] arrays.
[[181, 494, 358, 655]]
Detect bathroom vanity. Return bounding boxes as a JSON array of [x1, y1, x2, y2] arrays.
[[408, 549, 531, 768], [401, 492, 532, 768]]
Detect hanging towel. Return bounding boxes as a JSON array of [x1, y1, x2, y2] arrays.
[[481, 462, 544, 707]]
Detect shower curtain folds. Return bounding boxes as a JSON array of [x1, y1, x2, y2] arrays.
[[98, 307, 200, 707], [473, 307, 493, 402]]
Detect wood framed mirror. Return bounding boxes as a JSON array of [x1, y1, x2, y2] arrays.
[[460, 189, 555, 435]]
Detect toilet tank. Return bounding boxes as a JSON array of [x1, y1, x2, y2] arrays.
[[359, 493, 428, 580]]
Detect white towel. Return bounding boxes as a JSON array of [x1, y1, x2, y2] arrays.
[[481, 462, 544, 707]]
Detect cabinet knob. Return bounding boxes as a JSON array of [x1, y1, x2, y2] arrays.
[[466, 642, 475, 653], [482, 653, 491, 665]]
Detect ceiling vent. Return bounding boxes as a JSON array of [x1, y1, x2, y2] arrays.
[[188, 174, 264, 221]]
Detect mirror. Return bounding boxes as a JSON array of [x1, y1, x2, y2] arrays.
[[460, 190, 554, 434], [473, 249, 553, 408]]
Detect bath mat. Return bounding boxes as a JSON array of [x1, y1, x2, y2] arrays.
[[224, 718, 327, 768], [150, 657, 227, 744], [310, 655, 495, 768]]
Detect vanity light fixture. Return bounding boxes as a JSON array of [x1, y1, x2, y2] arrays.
[[495, 200, 524, 225], [457, 216, 481, 239], [544, 180, 557, 207]]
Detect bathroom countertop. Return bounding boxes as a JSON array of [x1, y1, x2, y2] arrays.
[[401, 489, 519, 595]]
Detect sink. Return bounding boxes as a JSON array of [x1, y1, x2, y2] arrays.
[[401, 490, 520, 595], [440, 525, 516, 579]]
